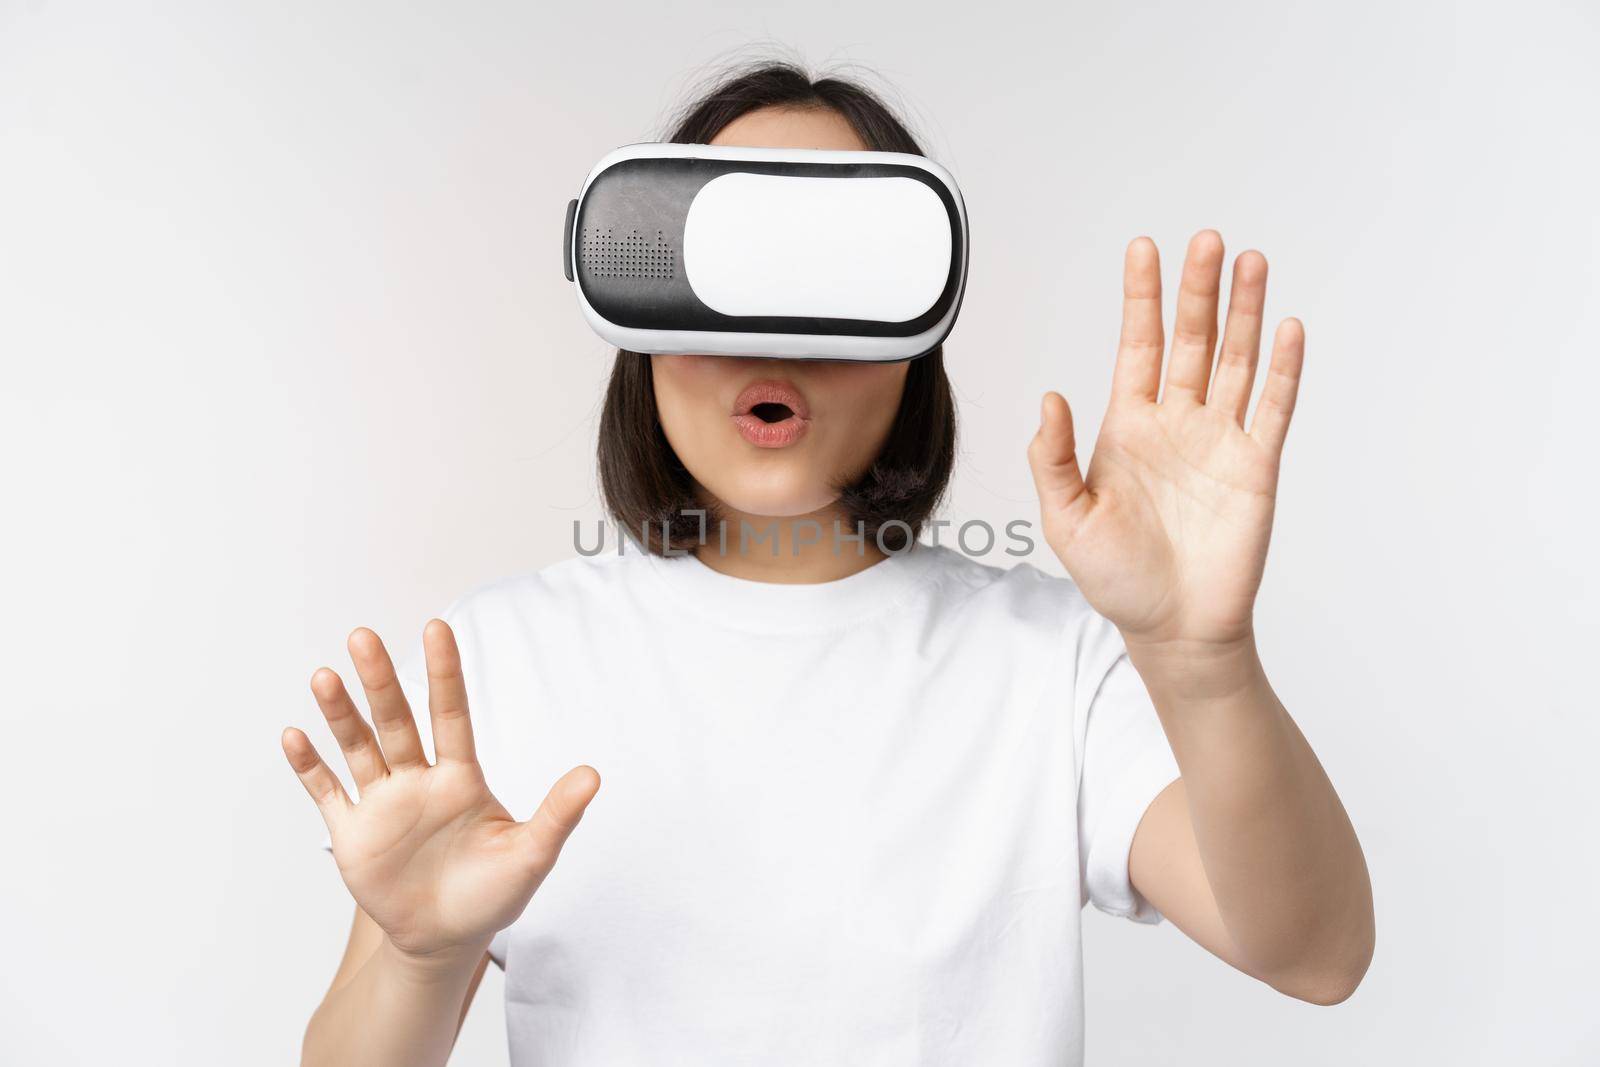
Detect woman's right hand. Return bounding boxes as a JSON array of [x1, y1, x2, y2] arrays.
[[282, 620, 600, 963]]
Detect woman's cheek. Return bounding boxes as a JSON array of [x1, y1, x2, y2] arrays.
[[651, 354, 730, 460], [827, 364, 909, 471]]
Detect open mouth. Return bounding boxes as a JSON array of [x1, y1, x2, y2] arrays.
[[732, 379, 811, 448], [750, 402, 795, 423]]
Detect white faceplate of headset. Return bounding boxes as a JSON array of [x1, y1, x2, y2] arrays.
[[683, 173, 951, 322]]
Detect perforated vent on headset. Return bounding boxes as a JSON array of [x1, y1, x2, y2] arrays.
[[580, 227, 676, 280]]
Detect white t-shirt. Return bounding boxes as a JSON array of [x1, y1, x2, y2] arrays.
[[361, 542, 1181, 1065]]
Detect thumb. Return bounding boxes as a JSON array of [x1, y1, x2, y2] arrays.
[[1027, 391, 1088, 517], [523, 764, 602, 863]]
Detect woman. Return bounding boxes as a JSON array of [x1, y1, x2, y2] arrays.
[[282, 61, 1374, 1066]]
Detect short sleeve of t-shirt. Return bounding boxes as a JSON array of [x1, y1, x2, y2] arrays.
[[1074, 641, 1182, 925]]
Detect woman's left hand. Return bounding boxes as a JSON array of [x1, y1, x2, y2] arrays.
[[1027, 230, 1304, 653]]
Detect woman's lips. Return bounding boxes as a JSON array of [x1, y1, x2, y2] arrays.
[[732, 379, 811, 448]]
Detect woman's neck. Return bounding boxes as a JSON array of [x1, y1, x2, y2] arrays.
[[691, 503, 888, 584]]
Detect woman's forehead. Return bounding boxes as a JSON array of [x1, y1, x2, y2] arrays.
[[709, 106, 867, 151]]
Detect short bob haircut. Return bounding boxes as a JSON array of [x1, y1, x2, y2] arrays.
[[597, 60, 958, 555]]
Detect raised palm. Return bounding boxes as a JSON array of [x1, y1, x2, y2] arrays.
[[282, 621, 599, 959], [1028, 231, 1305, 649]]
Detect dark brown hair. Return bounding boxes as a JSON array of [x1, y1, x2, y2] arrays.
[[597, 59, 958, 554]]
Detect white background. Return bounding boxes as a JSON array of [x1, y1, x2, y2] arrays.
[[2, 1, 1597, 1063]]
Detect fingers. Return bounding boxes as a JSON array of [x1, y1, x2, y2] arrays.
[[1249, 318, 1306, 454], [1208, 250, 1268, 426], [1026, 391, 1088, 520], [281, 727, 350, 830], [523, 765, 602, 864], [424, 619, 477, 765], [310, 667, 388, 792], [349, 627, 428, 770], [1162, 230, 1226, 401], [1110, 237, 1164, 404]]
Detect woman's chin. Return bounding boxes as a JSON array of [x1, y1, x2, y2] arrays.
[[710, 485, 840, 524]]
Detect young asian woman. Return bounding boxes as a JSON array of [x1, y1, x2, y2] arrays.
[[281, 61, 1374, 1067]]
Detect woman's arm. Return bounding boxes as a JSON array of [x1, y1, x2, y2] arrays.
[[1028, 231, 1374, 1002], [1125, 641, 1372, 1004], [300, 907, 490, 1067]]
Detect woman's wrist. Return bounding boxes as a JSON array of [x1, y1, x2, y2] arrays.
[[1121, 629, 1271, 708], [378, 934, 492, 988], [304, 935, 490, 1067]]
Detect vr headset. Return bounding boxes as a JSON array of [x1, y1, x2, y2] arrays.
[[563, 143, 969, 362]]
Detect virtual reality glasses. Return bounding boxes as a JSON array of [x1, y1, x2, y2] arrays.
[[563, 143, 969, 362]]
